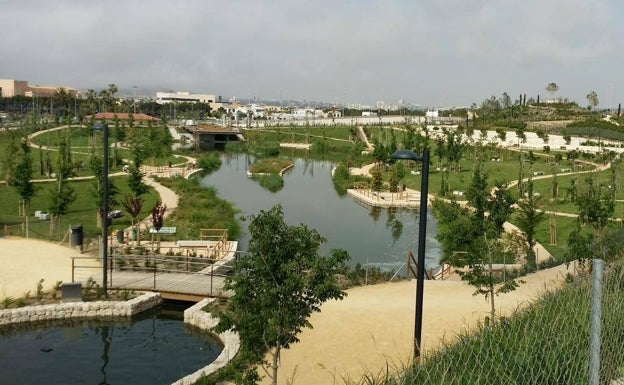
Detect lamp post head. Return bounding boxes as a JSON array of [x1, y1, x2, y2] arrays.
[[391, 149, 423, 162], [93, 123, 108, 131]]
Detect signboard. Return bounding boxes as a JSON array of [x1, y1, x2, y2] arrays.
[[149, 226, 177, 234]]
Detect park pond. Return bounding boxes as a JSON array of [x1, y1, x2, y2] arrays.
[[0, 303, 222, 385], [200, 153, 441, 273]]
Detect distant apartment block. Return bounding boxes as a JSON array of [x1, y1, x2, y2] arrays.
[[0, 79, 79, 98]]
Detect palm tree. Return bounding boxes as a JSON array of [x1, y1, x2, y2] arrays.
[[586, 91, 599, 111]]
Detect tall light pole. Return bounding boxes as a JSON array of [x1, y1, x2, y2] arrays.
[[391, 148, 430, 360], [93, 123, 109, 297]]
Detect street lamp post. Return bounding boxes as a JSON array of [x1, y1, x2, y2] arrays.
[[391, 148, 430, 360], [93, 123, 109, 297]]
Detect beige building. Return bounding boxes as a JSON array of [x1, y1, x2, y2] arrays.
[[0, 79, 79, 98], [0, 79, 29, 97]]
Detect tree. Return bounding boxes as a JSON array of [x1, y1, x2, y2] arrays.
[[546, 83, 559, 100], [48, 138, 76, 235], [573, 174, 614, 231], [216, 205, 348, 385], [150, 201, 167, 248], [89, 151, 119, 227], [9, 137, 36, 215], [586, 91, 599, 111], [500, 92, 512, 110], [433, 170, 518, 322], [515, 180, 545, 268], [121, 194, 143, 244], [2, 131, 19, 186], [127, 164, 149, 197], [370, 165, 383, 192]]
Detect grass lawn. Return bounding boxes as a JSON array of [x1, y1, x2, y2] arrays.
[[0, 176, 160, 243], [396, 147, 584, 197], [244, 125, 354, 144]]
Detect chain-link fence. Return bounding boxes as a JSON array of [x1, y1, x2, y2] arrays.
[[360, 259, 624, 385]]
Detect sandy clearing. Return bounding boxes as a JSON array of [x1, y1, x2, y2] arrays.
[[0, 236, 100, 299]]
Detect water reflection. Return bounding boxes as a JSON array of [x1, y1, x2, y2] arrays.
[[200, 153, 441, 271], [0, 306, 222, 385]]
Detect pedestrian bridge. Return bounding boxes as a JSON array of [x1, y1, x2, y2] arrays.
[[71, 246, 241, 302]]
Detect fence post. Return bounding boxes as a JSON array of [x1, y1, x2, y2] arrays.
[[153, 257, 157, 290], [589, 259, 604, 385]]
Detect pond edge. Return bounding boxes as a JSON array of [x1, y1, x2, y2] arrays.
[[0, 293, 240, 385]]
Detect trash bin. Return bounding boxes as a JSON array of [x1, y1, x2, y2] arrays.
[[70, 225, 83, 247], [117, 229, 124, 244], [132, 227, 137, 241]]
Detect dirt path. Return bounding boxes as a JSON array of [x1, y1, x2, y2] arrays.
[[259, 263, 573, 385]]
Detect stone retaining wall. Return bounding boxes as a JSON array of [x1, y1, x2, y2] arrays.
[[0, 294, 239, 385], [172, 298, 240, 385], [0, 292, 161, 326]]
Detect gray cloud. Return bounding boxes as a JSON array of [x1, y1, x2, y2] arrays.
[[1, 0, 621, 107]]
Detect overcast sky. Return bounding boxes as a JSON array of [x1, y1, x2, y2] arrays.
[[1, 0, 622, 108]]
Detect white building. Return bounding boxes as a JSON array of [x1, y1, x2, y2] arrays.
[[425, 108, 439, 119], [156, 91, 218, 105]]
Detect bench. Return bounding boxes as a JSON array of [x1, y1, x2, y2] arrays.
[[560, 168, 572, 173], [34, 211, 49, 220], [533, 171, 544, 176], [176, 240, 211, 248], [452, 191, 464, 196]]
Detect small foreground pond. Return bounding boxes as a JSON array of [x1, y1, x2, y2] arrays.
[[201, 153, 441, 273], [0, 303, 222, 385]]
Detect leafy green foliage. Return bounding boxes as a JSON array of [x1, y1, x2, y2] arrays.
[[9, 137, 36, 205], [127, 164, 149, 197], [48, 138, 77, 221], [216, 205, 348, 384], [433, 166, 519, 319], [251, 174, 284, 193], [515, 181, 546, 268], [196, 152, 222, 174], [164, 177, 240, 240], [573, 174, 615, 230], [248, 158, 292, 174]]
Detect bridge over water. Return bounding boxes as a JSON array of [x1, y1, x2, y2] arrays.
[[72, 247, 240, 302]]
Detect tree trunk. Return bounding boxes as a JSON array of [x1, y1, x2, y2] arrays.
[[271, 345, 281, 385]]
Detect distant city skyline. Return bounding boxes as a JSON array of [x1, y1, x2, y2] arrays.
[[1, 0, 622, 108]]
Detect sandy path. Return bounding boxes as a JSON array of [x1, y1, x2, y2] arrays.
[[260, 263, 573, 385], [0, 237, 100, 299]]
